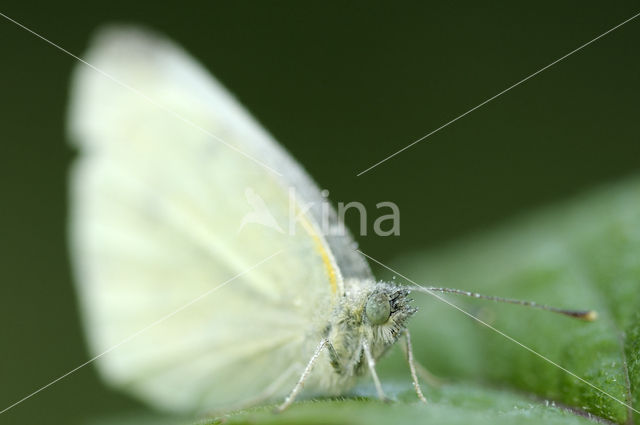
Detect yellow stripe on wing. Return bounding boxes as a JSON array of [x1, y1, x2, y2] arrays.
[[296, 212, 340, 296]]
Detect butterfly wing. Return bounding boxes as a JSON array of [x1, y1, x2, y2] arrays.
[[68, 26, 369, 412]]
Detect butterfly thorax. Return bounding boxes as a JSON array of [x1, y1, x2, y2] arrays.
[[319, 280, 416, 387]]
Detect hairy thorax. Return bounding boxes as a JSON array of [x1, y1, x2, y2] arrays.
[[311, 279, 417, 392]]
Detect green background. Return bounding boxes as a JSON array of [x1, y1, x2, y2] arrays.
[[0, 1, 638, 424]]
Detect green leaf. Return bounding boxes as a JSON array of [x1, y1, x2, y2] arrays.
[[199, 384, 599, 425], [391, 176, 640, 423]]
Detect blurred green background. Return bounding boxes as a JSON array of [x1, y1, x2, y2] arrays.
[[0, 1, 638, 424]]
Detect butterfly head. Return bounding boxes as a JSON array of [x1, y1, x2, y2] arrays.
[[363, 284, 416, 344]]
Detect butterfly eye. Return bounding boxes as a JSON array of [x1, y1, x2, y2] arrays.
[[365, 292, 391, 325]]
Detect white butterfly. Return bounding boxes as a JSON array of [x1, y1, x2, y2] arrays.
[[68, 26, 595, 415]]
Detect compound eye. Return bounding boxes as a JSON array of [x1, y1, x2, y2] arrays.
[[365, 292, 391, 325]]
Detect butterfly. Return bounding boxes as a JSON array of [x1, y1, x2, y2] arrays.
[[67, 25, 595, 414]]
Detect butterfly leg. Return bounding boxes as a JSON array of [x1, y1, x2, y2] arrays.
[[275, 338, 328, 412], [400, 330, 442, 389], [403, 329, 427, 402], [362, 339, 388, 402]]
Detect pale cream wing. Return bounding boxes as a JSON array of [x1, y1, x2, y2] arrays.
[[68, 26, 352, 412]]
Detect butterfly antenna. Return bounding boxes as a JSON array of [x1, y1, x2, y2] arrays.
[[413, 286, 597, 321]]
